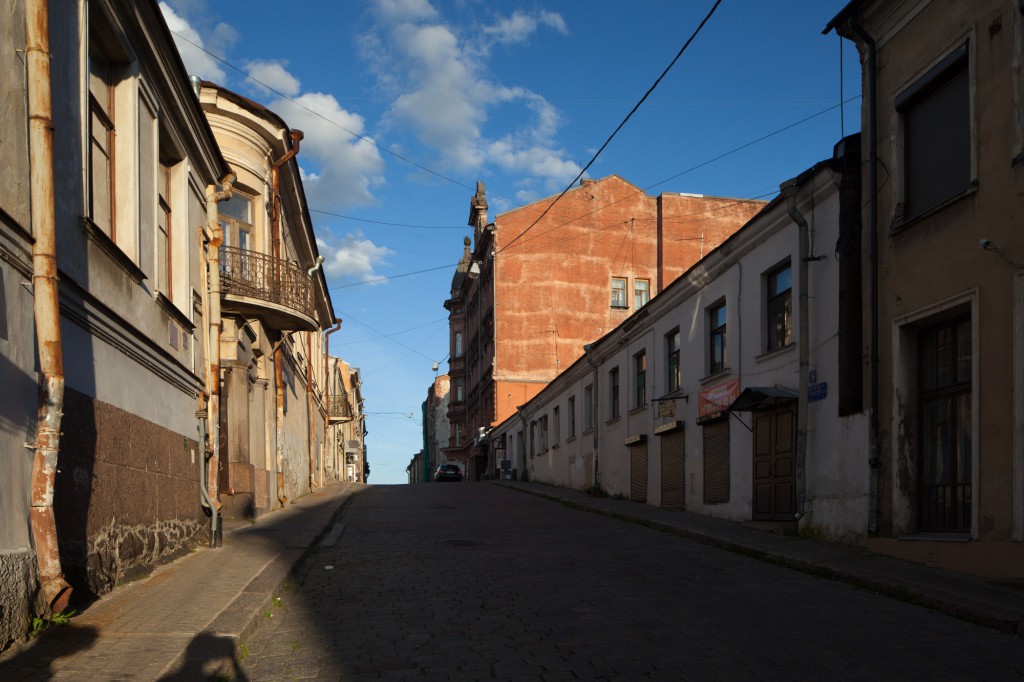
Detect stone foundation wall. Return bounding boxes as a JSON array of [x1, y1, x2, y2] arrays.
[[0, 549, 36, 653], [54, 388, 206, 599]]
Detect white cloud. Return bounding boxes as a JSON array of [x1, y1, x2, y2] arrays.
[[317, 232, 394, 283], [482, 10, 568, 46], [244, 60, 301, 98], [269, 91, 386, 209], [159, 2, 228, 83], [365, 1, 580, 188], [159, 3, 386, 210]]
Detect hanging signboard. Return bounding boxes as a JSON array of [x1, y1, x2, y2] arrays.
[[698, 378, 740, 418]]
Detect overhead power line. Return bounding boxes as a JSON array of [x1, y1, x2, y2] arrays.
[[309, 208, 466, 230], [498, 0, 724, 254]]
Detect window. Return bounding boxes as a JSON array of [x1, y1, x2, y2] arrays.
[[455, 378, 464, 402], [156, 158, 172, 297], [635, 279, 650, 309], [568, 396, 576, 438], [553, 406, 560, 444], [666, 329, 680, 393], [88, 33, 116, 237], [611, 277, 628, 308], [219, 192, 253, 251], [455, 331, 463, 358], [766, 262, 792, 352], [539, 415, 548, 451], [709, 301, 727, 374], [609, 367, 620, 419], [583, 385, 594, 431], [633, 350, 646, 408], [918, 316, 971, 532], [454, 423, 463, 447], [897, 43, 970, 222]]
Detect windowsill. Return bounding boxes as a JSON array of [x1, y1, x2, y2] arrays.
[[155, 291, 195, 332], [699, 367, 732, 386], [551, 443, 559, 450], [611, 305, 629, 310], [566, 436, 577, 443], [629, 404, 647, 415], [582, 428, 594, 436], [606, 416, 621, 425], [81, 216, 146, 285], [755, 344, 795, 363], [889, 181, 978, 234]]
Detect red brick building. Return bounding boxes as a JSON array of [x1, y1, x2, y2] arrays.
[[444, 176, 764, 480]]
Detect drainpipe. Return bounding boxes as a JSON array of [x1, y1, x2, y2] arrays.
[[324, 318, 341, 481], [206, 173, 234, 548], [25, 0, 72, 614], [306, 332, 316, 489], [781, 179, 810, 521], [270, 130, 303, 506], [584, 344, 601, 490], [274, 338, 288, 506], [848, 18, 879, 535]]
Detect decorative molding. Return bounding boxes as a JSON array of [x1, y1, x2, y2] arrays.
[[154, 291, 194, 332], [81, 215, 147, 285]]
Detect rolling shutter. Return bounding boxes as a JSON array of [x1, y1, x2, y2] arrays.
[[703, 419, 730, 504]]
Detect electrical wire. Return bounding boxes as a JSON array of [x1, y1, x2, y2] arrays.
[[497, 0, 724, 255]]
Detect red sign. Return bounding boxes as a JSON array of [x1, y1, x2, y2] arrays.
[[699, 378, 739, 417]]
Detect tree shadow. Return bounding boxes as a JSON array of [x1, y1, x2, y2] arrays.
[[158, 631, 249, 682]]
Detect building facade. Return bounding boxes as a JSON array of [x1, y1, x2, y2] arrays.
[[198, 82, 334, 518], [488, 140, 870, 542], [0, 0, 230, 647], [0, 0, 358, 651], [829, 0, 1024, 577], [444, 178, 765, 480], [420, 375, 452, 483]]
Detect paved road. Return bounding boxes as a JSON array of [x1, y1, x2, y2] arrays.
[[241, 483, 1024, 681]]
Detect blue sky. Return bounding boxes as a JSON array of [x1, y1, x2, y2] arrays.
[[161, 0, 861, 484]]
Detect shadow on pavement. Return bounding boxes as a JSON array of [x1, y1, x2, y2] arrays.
[[158, 631, 249, 681], [0, 624, 98, 680]]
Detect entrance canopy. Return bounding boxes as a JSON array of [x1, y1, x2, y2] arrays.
[[727, 386, 798, 412]]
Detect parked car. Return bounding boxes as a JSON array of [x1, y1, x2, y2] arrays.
[[433, 464, 463, 482]]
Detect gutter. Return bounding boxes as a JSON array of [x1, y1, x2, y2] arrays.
[[780, 179, 812, 521], [847, 17, 880, 535], [26, 0, 72, 614], [323, 319, 341, 481], [270, 130, 303, 507], [205, 173, 234, 547]]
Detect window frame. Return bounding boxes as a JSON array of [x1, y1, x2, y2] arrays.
[[583, 384, 594, 431], [609, 366, 620, 420], [765, 261, 793, 353], [666, 328, 681, 394], [567, 395, 576, 438], [895, 41, 973, 224], [708, 301, 727, 374], [611, 277, 628, 309], [634, 278, 650, 309], [633, 350, 647, 408]]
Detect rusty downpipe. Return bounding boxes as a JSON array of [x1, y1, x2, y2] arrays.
[[270, 129, 302, 506], [324, 319, 341, 480], [206, 173, 235, 547], [26, 0, 72, 614]]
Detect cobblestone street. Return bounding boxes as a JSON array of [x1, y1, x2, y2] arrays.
[[241, 484, 1024, 681]]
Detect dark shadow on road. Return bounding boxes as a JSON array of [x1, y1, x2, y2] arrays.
[[158, 631, 250, 682], [0, 624, 98, 680]]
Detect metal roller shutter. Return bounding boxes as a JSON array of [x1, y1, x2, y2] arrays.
[[661, 430, 685, 510], [630, 442, 648, 503], [703, 419, 730, 504]]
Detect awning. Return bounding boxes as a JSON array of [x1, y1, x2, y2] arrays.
[[727, 386, 798, 412]]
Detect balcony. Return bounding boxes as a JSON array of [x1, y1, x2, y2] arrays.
[[327, 394, 353, 424], [219, 246, 317, 331]]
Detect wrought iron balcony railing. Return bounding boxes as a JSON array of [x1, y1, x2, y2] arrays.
[[327, 394, 353, 422], [219, 246, 314, 321]]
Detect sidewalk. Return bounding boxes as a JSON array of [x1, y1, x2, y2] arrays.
[[0, 481, 362, 681], [495, 479, 1024, 638]]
